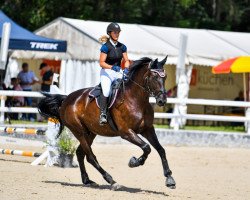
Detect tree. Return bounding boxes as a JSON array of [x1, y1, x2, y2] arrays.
[[1, 0, 249, 32]]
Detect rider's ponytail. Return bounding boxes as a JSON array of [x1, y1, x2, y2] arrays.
[[99, 35, 109, 43]]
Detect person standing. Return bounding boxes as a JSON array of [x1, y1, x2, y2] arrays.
[[40, 62, 54, 92], [17, 62, 39, 121], [9, 78, 24, 120]]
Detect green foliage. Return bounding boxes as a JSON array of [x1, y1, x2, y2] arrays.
[[57, 130, 77, 155], [1, 0, 249, 32]]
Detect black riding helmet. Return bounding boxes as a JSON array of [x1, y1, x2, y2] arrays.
[[106, 22, 121, 34]]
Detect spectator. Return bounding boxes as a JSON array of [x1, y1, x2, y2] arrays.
[[10, 78, 24, 106], [231, 91, 245, 126], [5, 78, 24, 120], [40, 62, 53, 92], [234, 90, 244, 102], [17, 62, 40, 121]]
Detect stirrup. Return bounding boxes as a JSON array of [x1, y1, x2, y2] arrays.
[[99, 113, 107, 125]]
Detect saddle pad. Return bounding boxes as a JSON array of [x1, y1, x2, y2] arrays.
[[89, 79, 122, 109]]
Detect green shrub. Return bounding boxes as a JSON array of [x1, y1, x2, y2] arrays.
[[57, 129, 77, 155]]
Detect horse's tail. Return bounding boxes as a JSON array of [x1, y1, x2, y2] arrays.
[[38, 93, 67, 138]]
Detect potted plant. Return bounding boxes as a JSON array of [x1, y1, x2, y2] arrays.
[[57, 129, 77, 168]]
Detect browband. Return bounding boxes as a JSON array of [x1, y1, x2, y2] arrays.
[[151, 69, 166, 77]]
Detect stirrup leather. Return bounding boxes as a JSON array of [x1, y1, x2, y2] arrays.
[[99, 113, 107, 124]]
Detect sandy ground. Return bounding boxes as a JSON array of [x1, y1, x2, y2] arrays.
[[0, 142, 250, 200]]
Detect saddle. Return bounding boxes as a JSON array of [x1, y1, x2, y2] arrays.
[[89, 79, 123, 109], [89, 79, 124, 130]]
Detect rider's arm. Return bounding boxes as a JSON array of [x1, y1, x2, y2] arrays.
[[99, 52, 112, 69], [122, 44, 129, 69], [122, 52, 130, 69]]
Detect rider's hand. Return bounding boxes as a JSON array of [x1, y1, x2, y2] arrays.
[[123, 68, 129, 81], [124, 68, 129, 75], [111, 65, 121, 72]]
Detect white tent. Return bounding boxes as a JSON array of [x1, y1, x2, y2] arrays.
[[10, 17, 250, 95], [140, 25, 249, 65]]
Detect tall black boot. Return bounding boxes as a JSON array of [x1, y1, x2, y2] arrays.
[[99, 95, 108, 125]]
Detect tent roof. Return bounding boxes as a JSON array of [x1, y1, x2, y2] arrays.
[[209, 30, 250, 54], [0, 10, 67, 52], [11, 17, 250, 66], [140, 25, 248, 62], [62, 18, 179, 57]]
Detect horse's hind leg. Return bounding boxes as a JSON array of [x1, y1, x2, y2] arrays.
[[78, 134, 120, 190], [76, 132, 97, 186], [141, 127, 176, 189], [121, 129, 151, 168]]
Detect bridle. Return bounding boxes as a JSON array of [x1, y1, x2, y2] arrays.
[[126, 63, 167, 98]]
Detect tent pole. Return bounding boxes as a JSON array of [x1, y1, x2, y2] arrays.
[[248, 73, 250, 101], [243, 73, 246, 101], [3, 51, 11, 79]]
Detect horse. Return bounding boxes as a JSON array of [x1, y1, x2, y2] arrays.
[[38, 56, 176, 190]]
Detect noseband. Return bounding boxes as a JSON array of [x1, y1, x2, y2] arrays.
[[145, 69, 166, 98]]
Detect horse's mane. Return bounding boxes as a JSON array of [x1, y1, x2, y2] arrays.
[[128, 57, 152, 78]]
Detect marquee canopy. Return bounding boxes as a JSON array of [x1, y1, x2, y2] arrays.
[[11, 17, 250, 66], [0, 10, 67, 52]]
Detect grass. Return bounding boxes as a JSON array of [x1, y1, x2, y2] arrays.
[[4, 120, 47, 125], [154, 124, 245, 133]]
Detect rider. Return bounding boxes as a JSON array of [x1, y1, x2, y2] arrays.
[[99, 22, 130, 125]]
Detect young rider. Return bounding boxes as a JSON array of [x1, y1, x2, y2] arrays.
[[99, 22, 130, 125]]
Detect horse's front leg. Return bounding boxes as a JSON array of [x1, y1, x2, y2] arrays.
[[141, 127, 176, 189], [121, 129, 151, 168]]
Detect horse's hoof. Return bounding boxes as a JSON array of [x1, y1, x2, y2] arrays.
[[166, 176, 176, 189], [128, 156, 138, 168], [84, 180, 99, 187], [111, 183, 122, 191]]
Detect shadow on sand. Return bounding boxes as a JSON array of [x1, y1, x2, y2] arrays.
[[0, 158, 31, 164], [43, 180, 169, 196]]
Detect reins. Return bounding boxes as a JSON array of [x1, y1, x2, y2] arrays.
[[125, 61, 157, 97]]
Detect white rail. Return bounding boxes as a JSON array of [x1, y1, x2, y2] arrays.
[[150, 97, 250, 134], [154, 113, 249, 122], [0, 90, 44, 97], [0, 91, 44, 122], [150, 97, 250, 107], [0, 91, 249, 133]]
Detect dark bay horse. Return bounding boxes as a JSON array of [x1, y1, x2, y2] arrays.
[[38, 56, 176, 190]]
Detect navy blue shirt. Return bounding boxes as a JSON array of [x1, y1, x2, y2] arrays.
[[100, 40, 127, 66], [41, 70, 53, 92]]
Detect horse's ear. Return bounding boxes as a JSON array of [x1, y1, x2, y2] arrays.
[[159, 55, 168, 66], [150, 58, 158, 69]]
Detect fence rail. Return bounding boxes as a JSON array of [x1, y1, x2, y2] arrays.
[[0, 90, 249, 133]]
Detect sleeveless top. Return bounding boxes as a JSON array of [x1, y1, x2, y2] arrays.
[[100, 40, 127, 66]]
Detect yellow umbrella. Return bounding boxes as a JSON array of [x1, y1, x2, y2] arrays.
[[212, 56, 250, 101], [213, 56, 250, 74]]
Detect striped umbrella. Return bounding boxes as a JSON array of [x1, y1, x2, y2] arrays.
[[212, 56, 250, 74], [212, 56, 250, 100]]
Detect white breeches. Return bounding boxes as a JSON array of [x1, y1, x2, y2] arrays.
[[100, 68, 123, 97]]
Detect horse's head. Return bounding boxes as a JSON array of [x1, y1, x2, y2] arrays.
[[145, 56, 168, 106]]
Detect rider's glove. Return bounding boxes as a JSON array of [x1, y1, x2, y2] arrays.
[[123, 68, 129, 81], [111, 65, 121, 72]]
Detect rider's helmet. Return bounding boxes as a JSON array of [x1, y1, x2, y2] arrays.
[[106, 22, 121, 35]]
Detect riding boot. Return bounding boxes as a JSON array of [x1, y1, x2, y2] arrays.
[[99, 95, 108, 125]]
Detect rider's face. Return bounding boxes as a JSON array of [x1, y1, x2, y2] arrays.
[[110, 31, 120, 41]]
